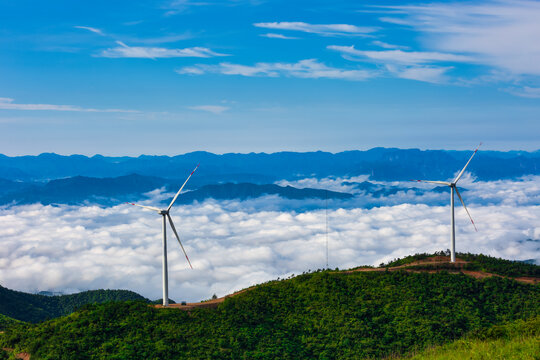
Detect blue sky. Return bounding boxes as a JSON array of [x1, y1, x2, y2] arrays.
[[1, 0, 539, 155]]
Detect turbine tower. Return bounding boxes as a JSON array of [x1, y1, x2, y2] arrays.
[[128, 164, 199, 306], [414, 145, 480, 262]]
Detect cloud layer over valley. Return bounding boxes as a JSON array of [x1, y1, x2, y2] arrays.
[[1, 176, 538, 302]]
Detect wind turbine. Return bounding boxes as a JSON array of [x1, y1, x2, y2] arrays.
[[414, 145, 480, 263], [128, 164, 199, 306]]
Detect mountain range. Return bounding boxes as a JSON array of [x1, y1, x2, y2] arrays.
[[3, 147, 531, 207], [0, 173, 454, 207], [1, 148, 539, 182], [0, 175, 356, 206]]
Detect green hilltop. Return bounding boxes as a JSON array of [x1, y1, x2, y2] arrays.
[[0, 313, 23, 331], [379, 251, 540, 277], [0, 253, 538, 359], [0, 286, 148, 323]]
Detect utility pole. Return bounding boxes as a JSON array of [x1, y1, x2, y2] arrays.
[[326, 189, 329, 269]]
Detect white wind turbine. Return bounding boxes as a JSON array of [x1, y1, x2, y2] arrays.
[[414, 145, 481, 263], [128, 164, 199, 306]]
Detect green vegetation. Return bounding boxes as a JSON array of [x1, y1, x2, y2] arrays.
[[405, 264, 462, 272], [0, 313, 23, 331], [379, 252, 539, 278], [1, 270, 538, 359], [379, 252, 441, 267], [149, 298, 176, 305], [0, 254, 537, 359], [0, 286, 148, 323], [460, 253, 540, 277], [401, 316, 540, 360]]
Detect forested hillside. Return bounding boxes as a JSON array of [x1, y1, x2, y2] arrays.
[[0, 286, 148, 323], [1, 270, 538, 359], [0, 314, 22, 331]]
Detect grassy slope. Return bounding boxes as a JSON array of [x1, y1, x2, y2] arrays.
[[1, 271, 538, 360], [402, 317, 540, 360]]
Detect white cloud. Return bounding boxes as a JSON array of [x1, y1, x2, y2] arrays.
[[178, 66, 206, 75], [125, 33, 194, 45], [163, 0, 258, 16], [360, 1, 540, 93], [254, 22, 377, 36], [74, 26, 105, 36], [506, 86, 540, 99], [328, 45, 473, 65], [163, 0, 211, 15], [260, 33, 298, 40], [327, 45, 464, 83], [377, 0, 540, 76], [188, 105, 229, 114], [0, 177, 538, 302], [377, 16, 411, 26], [275, 175, 540, 209], [276, 176, 371, 194], [98, 41, 229, 59], [385, 64, 453, 84], [371, 40, 409, 50], [176, 59, 376, 81], [0, 97, 138, 113]]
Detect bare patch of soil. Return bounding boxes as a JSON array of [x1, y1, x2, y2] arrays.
[[347, 257, 538, 285], [154, 287, 254, 310], [392, 256, 468, 268], [2, 349, 30, 360], [343, 257, 467, 274]]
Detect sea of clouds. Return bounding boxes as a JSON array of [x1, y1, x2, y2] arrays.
[[0, 175, 539, 302]]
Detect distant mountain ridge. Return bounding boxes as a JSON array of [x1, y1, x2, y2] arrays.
[[1, 149, 538, 182], [343, 181, 449, 197], [174, 183, 353, 204], [0, 175, 450, 207], [0, 149, 536, 207], [0, 175, 354, 206], [0, 174, 168, 206]]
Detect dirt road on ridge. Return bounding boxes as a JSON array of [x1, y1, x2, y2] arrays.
[[155, 256, 538, 311]]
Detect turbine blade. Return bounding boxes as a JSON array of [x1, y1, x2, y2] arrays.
[[167, 164, 200, 211], [167, 214, 193, 269], [126, 202, 161, 212], [455, 187, 478, 232], [411, 180, 452, 186], [453, 143, 482, 184]]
